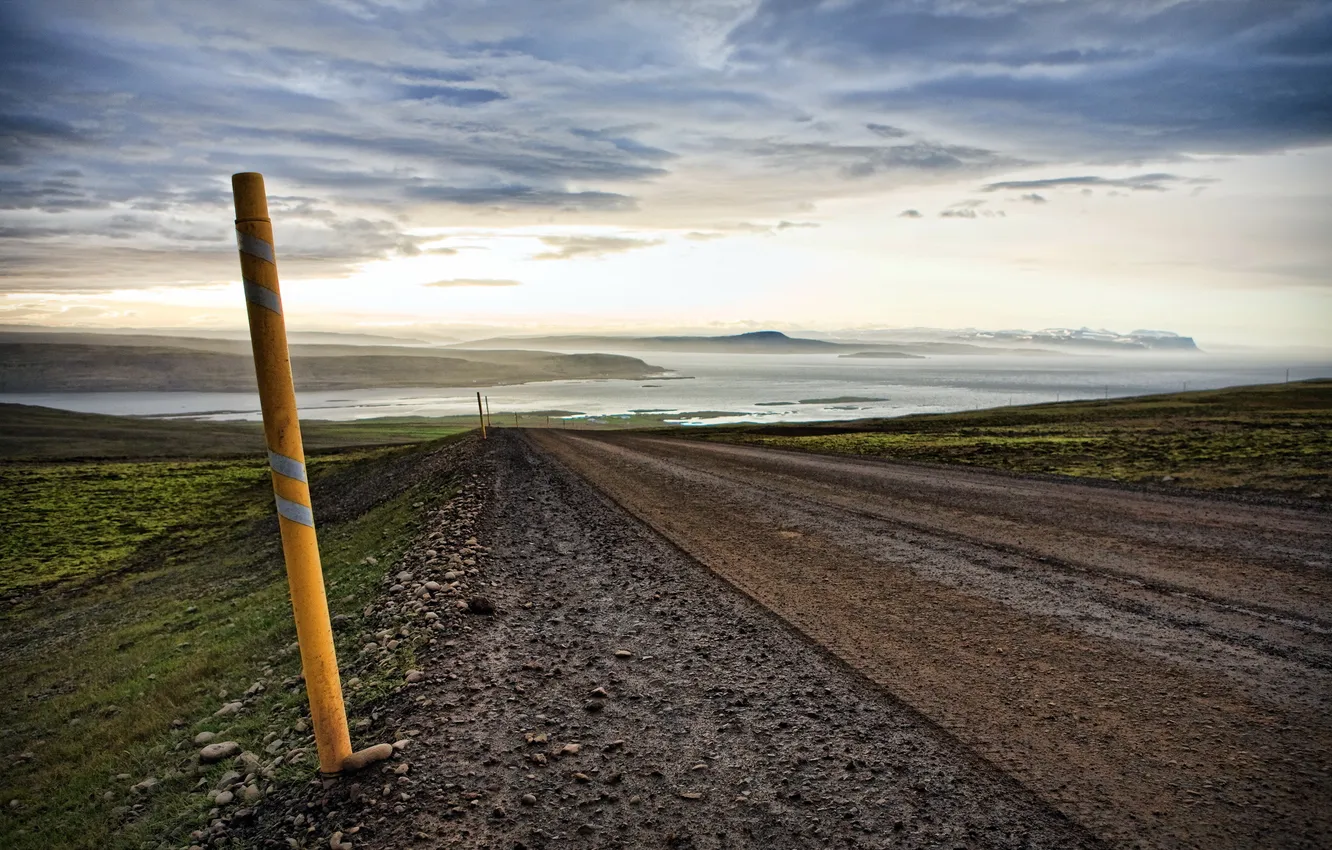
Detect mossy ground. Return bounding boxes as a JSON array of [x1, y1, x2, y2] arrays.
[[697, 380, 1332, 495], [0, 436, 467, 850]]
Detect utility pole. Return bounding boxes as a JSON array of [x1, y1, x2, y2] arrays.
[[485, 395, 492, 429], [476, 392, 486, 439]]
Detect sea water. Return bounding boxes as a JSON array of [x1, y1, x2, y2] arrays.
[[3, 352, 1326, 425]]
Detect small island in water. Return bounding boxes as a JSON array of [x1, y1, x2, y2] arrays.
[[839, 351, 926, 359]]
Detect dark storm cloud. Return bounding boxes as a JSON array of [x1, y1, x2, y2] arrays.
[[1, 0, 1329, 293], [734, 0, 1332, 156]]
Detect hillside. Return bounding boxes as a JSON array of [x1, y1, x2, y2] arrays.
[[0, 341, 663, 392]]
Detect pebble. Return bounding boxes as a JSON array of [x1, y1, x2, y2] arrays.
[[613, 649, 633, 658], [423, 581, 442, 592], [520, 793, 537, 806], [560, 743, 581, 756], [405, 670, 425, 683], [242, 784, 262, 804], [213, 701, 244, 718], [193, 731, 217, 746], [199, 742, 242, 763], [396, 571, 414, 582], [342, 743, 394, 773], [214, 790, 234, 806], [329, 831, 352, 850]]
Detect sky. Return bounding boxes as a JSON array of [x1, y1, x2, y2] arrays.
[[1, 0, 1330, 347]]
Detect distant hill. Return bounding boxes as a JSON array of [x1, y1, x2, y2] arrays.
[[456, 330, 845, 354], [454, 330, 1050, 356], [0, 338, 663, 392]]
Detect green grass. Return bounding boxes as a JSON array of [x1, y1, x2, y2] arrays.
[[0, 434, 468, 849], [0, 403, 470, 460], [697, 380, 1332, 495]]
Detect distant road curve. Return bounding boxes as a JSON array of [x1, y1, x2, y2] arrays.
[[529, 430, 1332, 849]]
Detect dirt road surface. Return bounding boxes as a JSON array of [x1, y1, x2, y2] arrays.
[[331, 433, 1097, 850], [530, 431, 1332, 849]]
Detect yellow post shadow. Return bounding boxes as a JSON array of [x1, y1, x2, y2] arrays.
[[477, 391, 487, 438], [231, 172, 354, 776]]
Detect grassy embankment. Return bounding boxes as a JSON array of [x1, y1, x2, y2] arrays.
[[697, 380, 1332, 495], [0, 410, 471, 849]]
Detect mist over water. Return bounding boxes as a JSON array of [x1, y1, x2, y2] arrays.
[[5, 352, 1327, 424]]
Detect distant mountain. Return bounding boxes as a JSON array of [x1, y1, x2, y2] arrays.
[[456, 330, 1051, 357], [456, 330, 844, 354], [955, 327, 1200, 352], [0, 337, 663, 392]]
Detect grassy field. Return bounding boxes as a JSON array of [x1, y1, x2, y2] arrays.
[[696, 380, 1332, 495], [0, 404, 471, 459], [0, 411, 471, 849]]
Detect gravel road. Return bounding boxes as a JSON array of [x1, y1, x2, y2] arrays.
[[528, 431, 1332, 849], [342, 432, 1098, 849]]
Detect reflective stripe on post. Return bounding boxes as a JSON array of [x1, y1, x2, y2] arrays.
[[232, 172, 353, 776]]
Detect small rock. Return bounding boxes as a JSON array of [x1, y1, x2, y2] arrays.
[[520, 793, 537, 806], [678, 791, 703, 800], [329, 831, 352, 850], [193, 732, 217, 746], [405, 670, 424, 683], [560, 743, 581, 756], [584, 701, 604, 713], [423, 581, 442, 592], [590, 687, 609, 698], [396, 571, 414, 582], [573, 772, 591, 783], [199, 742, 242, 763], [213, 702, 243, 718], [391, 739, 411, 751], [613, 650, 633, 658], [242, 784, 262, 804], [131, 777, 158, 794], [341, 743, 394, 773], [215, 770, 242, 789], [466, 597, 495, 616], [215, 790, 234, 806]]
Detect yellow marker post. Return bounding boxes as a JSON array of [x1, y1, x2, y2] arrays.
[[477, 391, 487, 439], [231, 173, 352, 776]]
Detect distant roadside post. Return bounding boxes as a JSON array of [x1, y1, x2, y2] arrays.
[[485, 395, 492, 429], [232, 172, 385, 777], [477, 392, 487, 439]]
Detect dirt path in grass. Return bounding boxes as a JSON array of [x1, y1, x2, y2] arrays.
[[528, 431, 1332, 849]]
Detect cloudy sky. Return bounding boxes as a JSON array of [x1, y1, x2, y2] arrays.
[[2, 0, 1329, 345]]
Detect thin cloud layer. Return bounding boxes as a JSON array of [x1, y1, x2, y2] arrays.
[[533, 235, 664, 261], [424, 279, 522, 288]]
